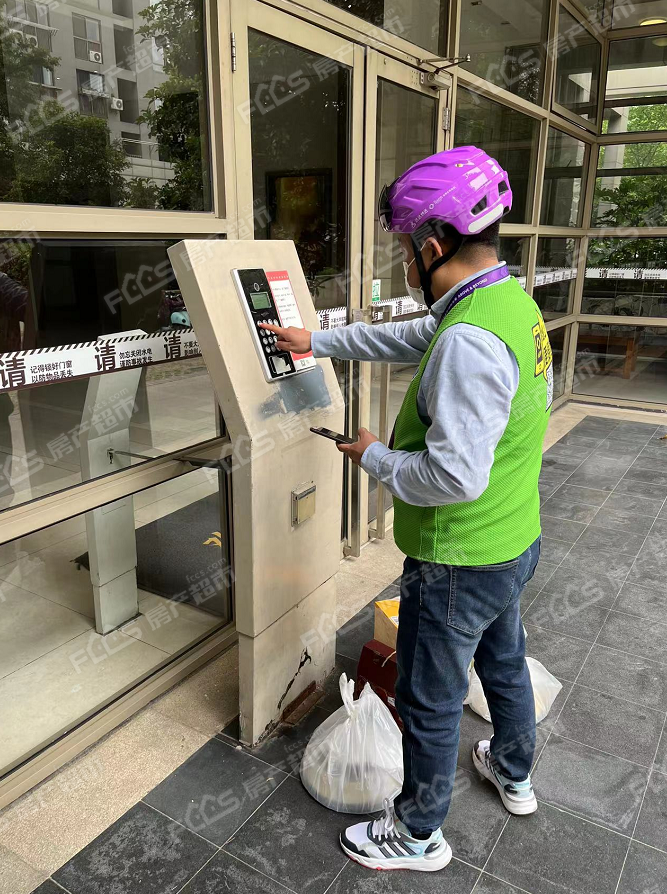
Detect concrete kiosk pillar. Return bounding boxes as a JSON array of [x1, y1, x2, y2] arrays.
[[168, 240, 344, 744]]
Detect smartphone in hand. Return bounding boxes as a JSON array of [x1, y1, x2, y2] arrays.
[[310, 426, 355, 445]]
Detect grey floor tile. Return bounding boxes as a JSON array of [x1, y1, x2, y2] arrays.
[[572, 417, 620, 435], [540, 494, 599, 524], [655, 731, 667, 776], [592, 440, 643, 462], [602, 490, 665, 517], [524, 560, 559, 594], [552, 483, 611, 507], [225, 707, 331, 777], [553, 684, 665, 767], [441, 768, 509, 868], [639, 444, 667, 462], [590, 506, 655, 537], [634, 449, 667, 472], [521, 589, 538, 616], [328, 857, 480, 894], [538, 480, 560, 500], [581, 645, 667, 713], [223, 775, 360, 894], [539, 515, 587, 544], [634, 770, 667, 853], [608, 421, 658, 441], [523, 624, 592, 682], [336, 603, 375, 662], [180, 850, 290, 894], [540, 565, 623, 609], [541, 456, 585, 477], [598, 612, 667, 667], [475, 875, 538, 894], [485, 802, 628, 894], [28, 884, 61, 894], [523, 590, 609, 642], [624, 465, 667, 487], [53, 802, 217, 894], [458, 706, 494, 772], [538, 681, 572, 733], [556, 433, 606, 449], [566, 467, 626, 492], [533, 735, 649, 834], [626, 558, 667, 594], [561, 543, 635, 580], [615, 477, 667, 501], [617, 841, 667, 894], [613, 582, 667, 623], [143, 738, 287, 846], [317, 655, 358, 713], [576, 525, 647, 558], [545, 442, 595, 461], [538, 537, 572, 565]]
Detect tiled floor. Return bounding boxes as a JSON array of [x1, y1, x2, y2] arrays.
[[22, 412, 667, 894]]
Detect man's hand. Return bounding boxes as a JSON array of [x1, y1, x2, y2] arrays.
[[337, 427, 379, 465], [259, 322, 312, 355]]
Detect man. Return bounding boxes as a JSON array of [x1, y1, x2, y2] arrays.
[[261, 146, 553, 873]]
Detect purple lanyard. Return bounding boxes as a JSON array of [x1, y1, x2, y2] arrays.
[[441, 264, 510, 318]]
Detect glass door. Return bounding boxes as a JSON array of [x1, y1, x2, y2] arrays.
[[361, 53, 443, 528]]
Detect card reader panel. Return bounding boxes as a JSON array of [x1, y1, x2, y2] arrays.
[[232, 267, 298, 382]]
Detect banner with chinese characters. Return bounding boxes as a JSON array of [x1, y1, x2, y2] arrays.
[[0, 329, 201, 392]]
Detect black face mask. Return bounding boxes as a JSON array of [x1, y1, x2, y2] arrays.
[[410, 235, 464, 308]]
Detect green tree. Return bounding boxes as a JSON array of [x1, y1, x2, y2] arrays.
[[136, 0, 209, 210]]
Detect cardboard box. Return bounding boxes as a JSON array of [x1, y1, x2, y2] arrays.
[[374, 598, 400, 650]]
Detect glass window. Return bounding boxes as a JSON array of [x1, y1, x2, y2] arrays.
[[454, 87, 539, 225], [554, 6, 601, 123], [549, 325, 568, 400], [582, 238, 667, 317], [0, 466, 231, 778], [540, 128, 586, 227], [0, 238, 219, 509], [248, 31, 350, 315], [0, 0, 210, 210], [459, 0, 548, 105], [611, 2, 667, 28], [534, 238, 578, 320], [605, 37, 667, 133], [574, 323, 667, 402], [320, 1, 449, 54], [499, 237, 531, 287], [593, 141, 667, 227]]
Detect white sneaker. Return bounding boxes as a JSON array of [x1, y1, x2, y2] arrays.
[[339, 798, 452, 872], [472, 740, 538, 815]]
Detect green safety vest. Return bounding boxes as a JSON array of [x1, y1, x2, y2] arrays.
[[392, 276, 552, 566]]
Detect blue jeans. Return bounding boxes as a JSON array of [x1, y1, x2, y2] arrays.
[[394, 537, 540, 835]]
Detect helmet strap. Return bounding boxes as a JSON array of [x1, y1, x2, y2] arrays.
[[410, 234, 465, 308]]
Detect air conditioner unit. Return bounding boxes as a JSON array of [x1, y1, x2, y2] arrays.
[[26, 35, 39, 47], [110, 97, 123, 111], [89, 50, 103, 63]]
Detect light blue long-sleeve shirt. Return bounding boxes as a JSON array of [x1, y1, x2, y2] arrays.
[[310, 264, 520, 507]]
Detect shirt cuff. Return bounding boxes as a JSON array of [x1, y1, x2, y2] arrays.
[[360, 440, 391, 480], [310, 330, 335, 358]]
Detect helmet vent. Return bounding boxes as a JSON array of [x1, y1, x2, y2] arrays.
[[498, 180, 509, 194], [471, 196, 488, 215]]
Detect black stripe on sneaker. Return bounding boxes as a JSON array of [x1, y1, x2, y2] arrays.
[[378, 845, 394, 858], [399, 841, 417, 855], [387, 841, 404, 857]]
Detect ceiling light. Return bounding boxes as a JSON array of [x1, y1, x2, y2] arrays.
[[640, 16, 667, 25], [653, 35, 667, 45]]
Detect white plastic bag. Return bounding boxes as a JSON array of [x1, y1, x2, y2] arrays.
[[464, 657, 562, 724], [300, 674, 403, 813]]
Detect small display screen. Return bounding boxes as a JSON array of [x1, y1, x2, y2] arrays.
[[251, 291, 272, 310]]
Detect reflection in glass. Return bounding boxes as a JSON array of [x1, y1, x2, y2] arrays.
[[454, 87, 538, 225], [459, 0, 548, 104], [0, 0, 210, 209], [0, 467, 231, 778], [369, 80, 436, 522], [583, 238, 667, 317], [0, 238, 219, 509], [540, 128, 586, 227], [534, 238, 578, 320], [499, 237, 530, 286], [549, 325, 567, 400], [593, 142, 667, 227], [248, 31, 350, 314], [612, 2, 667, 28], [605, 37, 667, 133], [320, 0, 449, 54], [574, 323, 667, 402], [554, 7, 601, 122]]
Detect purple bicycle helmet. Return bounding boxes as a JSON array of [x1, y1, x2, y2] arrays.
[[378, 146, 512, 306], [378, 146, 512, 237]]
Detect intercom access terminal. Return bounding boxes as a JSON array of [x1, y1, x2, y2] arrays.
[[232, 267, 317, 382]]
